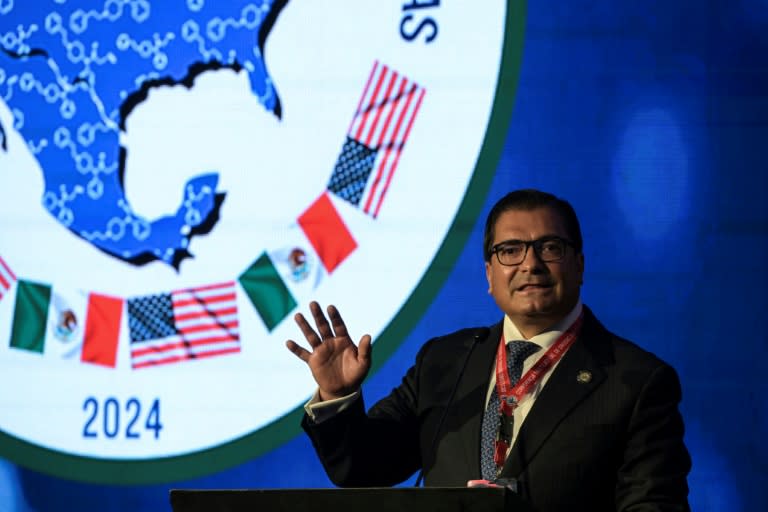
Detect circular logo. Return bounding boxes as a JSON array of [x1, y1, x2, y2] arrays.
[[0, 0, 524, 483]]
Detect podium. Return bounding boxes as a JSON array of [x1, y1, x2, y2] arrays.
[[169, 487, 534, 512]]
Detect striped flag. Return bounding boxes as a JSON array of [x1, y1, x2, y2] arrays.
[[327, 60, 426, 218], [9, 279, 123, 368], [0, 255, 16, 303], [127, 281, 240, 369], [239, 192, 355, 331]]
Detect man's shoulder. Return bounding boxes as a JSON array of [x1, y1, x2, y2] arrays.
[[582, 307, 675, 373], [417, 322, 502, 357]]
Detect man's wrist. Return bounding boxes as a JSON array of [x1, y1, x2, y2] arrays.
[[305, 388, 361, 424], [318, 388, 358, 402]]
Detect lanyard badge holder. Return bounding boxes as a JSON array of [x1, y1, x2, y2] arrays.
[[489, 313, 585, 479], [493, 395, 518, 476]]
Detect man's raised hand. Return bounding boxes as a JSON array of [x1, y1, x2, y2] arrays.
[[285, 301, 372, 401]]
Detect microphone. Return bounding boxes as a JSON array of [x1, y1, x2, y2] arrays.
[[415, 327, 491, 487]]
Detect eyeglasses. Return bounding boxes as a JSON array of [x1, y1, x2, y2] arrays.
[[490, 236, 575, 266]]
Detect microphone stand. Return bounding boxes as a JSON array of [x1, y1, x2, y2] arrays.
[[414, 327, 489, 487]]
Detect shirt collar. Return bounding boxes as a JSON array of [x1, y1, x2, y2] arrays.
[[503, 300, 583, 349]]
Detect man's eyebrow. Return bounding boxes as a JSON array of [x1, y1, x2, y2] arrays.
[[495, 239, 523, 244], [495, 235, 561, 244]]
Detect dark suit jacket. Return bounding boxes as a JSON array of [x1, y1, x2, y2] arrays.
[[302, 307, 691, 512]]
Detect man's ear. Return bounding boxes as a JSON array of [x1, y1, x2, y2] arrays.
[[485, 261, 493, 293]]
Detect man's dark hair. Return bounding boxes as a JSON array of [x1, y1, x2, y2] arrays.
[[483, 189, 583, 261]]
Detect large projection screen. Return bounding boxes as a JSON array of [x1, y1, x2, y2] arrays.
[[1, 1, 766, 511], [0, 0, 520, 483]]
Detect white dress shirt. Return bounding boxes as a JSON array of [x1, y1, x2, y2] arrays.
[[490, 301, 582, 449]]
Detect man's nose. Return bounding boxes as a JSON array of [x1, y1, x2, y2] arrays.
[[519, 244, 546, 271]]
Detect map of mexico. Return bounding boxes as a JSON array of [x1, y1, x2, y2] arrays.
[[0, 0, 288, 268]]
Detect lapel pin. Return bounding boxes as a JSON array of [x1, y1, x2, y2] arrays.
[[576, 370, 592, 384]]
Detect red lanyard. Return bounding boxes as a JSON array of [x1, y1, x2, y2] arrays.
[[492, 313, 584, 469]]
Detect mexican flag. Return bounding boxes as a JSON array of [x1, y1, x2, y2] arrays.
[[239, 192, 356, 332], [9, 279, 123, 368]]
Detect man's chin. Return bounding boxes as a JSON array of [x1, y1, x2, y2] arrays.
[[523, 309, 554, 319], [520, 304, 574, 325], [517, 300, 554, 316]]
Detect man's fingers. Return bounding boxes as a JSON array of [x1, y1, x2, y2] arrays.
[[309, 301, 334, 340], [294, 312, 321, 348], [285, 340, 311, 362], [357, 334, 373, 363], [327, 304, 349, 339]]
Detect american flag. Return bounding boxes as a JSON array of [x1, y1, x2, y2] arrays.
[[127, 281, 240, 369], [327, 61, 426, 218], [0, 255, 16, 303]]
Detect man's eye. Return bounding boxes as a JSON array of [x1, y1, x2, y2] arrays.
[[500, 245, 523, 256], [538, 241, 565, 259], [540, 242, 558, 252]]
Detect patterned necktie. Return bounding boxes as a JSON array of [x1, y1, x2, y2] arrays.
[[480, 340, 540, 481]]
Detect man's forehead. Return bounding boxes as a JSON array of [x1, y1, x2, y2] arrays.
[[493, 207, 567, 235]]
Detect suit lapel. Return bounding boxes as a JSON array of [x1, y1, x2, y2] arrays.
[[458, 321, 503, 477], [501, 312, 608, 477]]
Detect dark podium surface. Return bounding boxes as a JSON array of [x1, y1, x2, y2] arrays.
[[169, 487, 534, 512]]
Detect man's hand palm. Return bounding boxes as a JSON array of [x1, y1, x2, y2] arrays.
[[309, 337, 367, 397]]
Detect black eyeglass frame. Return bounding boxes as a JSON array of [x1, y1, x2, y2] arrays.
[[490, 236, 576, 266]]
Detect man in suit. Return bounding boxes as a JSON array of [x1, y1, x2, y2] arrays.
[[286, 189, 691, 511]]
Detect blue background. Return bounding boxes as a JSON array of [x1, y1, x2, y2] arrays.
[[1, 0, 767, 510]]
